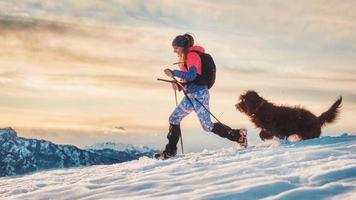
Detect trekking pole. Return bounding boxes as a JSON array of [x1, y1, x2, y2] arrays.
[[157, 78, 223, 124], [168, 78, 237, 139], [173, 88, 184, 155], [159, 78, 185, 154], [157, 77, 241, 146], [172, 77, 224, 124], [157, 78, 176, 83], [174, 88, 178, 106]]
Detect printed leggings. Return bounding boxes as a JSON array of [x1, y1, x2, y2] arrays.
[[169, 88, 214, 131]]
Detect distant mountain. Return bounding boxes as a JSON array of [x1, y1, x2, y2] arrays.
[[85, 142, 154, 153], [0, 127, 157, 177], [85, 142, 158, 164]]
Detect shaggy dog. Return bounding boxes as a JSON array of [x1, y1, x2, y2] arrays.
[[235, 90, 342, 141]]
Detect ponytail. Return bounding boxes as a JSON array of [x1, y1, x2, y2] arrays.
[[182, 33, 194, 63], [183, 33, 194, 48]]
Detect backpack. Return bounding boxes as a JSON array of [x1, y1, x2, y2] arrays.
[[189, 50, 216, 89]]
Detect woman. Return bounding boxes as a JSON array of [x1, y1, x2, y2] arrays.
[[155, 33, 247, 159]]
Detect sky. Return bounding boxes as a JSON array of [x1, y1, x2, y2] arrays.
[[0, 0, 355, 152]]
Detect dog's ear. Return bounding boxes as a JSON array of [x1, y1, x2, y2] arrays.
[[249, 90, 259, 98]]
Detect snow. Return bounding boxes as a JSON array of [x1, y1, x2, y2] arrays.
[[0, 128, 17, 140], [1, 134, 355, 200], [85, 142, 154, 153]]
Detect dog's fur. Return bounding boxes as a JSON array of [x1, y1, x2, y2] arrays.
[[236, 90, 342, 141]]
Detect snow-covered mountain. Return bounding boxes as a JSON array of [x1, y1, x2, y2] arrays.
[[0, 128, 157, 177], [85, 142, 153, 153], [1, 133, 355, 200]]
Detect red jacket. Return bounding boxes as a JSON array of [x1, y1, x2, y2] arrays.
[[179, 46, 205, 75]]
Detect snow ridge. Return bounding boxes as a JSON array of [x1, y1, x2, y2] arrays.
[[1, 134, 355, 200]]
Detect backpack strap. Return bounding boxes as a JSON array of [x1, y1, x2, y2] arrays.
[[184, 50, 208, 86]]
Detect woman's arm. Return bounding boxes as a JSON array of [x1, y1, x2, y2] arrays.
[[173, 66, 198, 81]]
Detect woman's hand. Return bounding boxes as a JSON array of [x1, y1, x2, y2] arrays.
[[171, 83, 179, 91], [164, 69, 174, 78]]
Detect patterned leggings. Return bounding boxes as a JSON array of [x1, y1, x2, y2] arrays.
[[169, 88, 214, 131]]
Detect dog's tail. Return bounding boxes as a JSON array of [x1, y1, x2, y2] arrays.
[[318, 96, 342, 126]]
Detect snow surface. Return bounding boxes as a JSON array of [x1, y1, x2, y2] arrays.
[[1, 134, 355, 200]]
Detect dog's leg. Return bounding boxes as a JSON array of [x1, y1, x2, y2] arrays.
[[259, 129, 274, 141]]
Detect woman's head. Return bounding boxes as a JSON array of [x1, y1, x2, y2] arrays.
[[172, 33, 194, 58]]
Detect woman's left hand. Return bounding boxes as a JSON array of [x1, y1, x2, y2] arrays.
[[164, 69, 174, 78]]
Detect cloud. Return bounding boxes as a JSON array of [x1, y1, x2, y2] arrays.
[[0, 0, 355, 148], [2, 1, 356, 70], [0, 71, 23, 83], [0, 15, 70, 32]]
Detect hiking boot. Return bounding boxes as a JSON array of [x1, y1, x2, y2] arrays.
[[238, 128, 248, 148], [158, 124, 181, 159], [212, 123, 248, 148], [154, 151, 175, 160]]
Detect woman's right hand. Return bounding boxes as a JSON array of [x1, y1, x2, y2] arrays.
[[171, 83, 178, 91], [164, 69, 174, 78]]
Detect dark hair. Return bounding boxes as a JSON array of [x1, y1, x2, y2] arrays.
[[183, 33, 194, 49], [182, 33, 194, 63], [172, 33, 195, 63]]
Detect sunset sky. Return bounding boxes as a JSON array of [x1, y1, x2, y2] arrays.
[[0, 0, 355, 152]]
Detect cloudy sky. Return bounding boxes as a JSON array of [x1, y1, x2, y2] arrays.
[[0, 0, 355, 152]]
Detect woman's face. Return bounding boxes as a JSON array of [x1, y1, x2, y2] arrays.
[[173, 46, 184, 56]]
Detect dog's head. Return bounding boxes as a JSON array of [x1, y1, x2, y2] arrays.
[[236, 90, 266, 116]]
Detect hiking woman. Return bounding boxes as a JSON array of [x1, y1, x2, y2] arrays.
[[155, 33, 247, 159]]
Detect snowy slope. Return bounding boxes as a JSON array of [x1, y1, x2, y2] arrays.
[[1, 134, 355, 200]]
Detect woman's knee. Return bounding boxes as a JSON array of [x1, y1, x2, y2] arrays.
[[169, 115, 178, 124]]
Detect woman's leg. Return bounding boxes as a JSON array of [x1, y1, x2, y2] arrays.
[[191, 89, 214, 132], [169, 95, 194, 125], [163, 96, 194, 156], [191, 89, 248, 147]]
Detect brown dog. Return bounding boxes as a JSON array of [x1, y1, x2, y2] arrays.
[[235, 90, 342, 141]]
